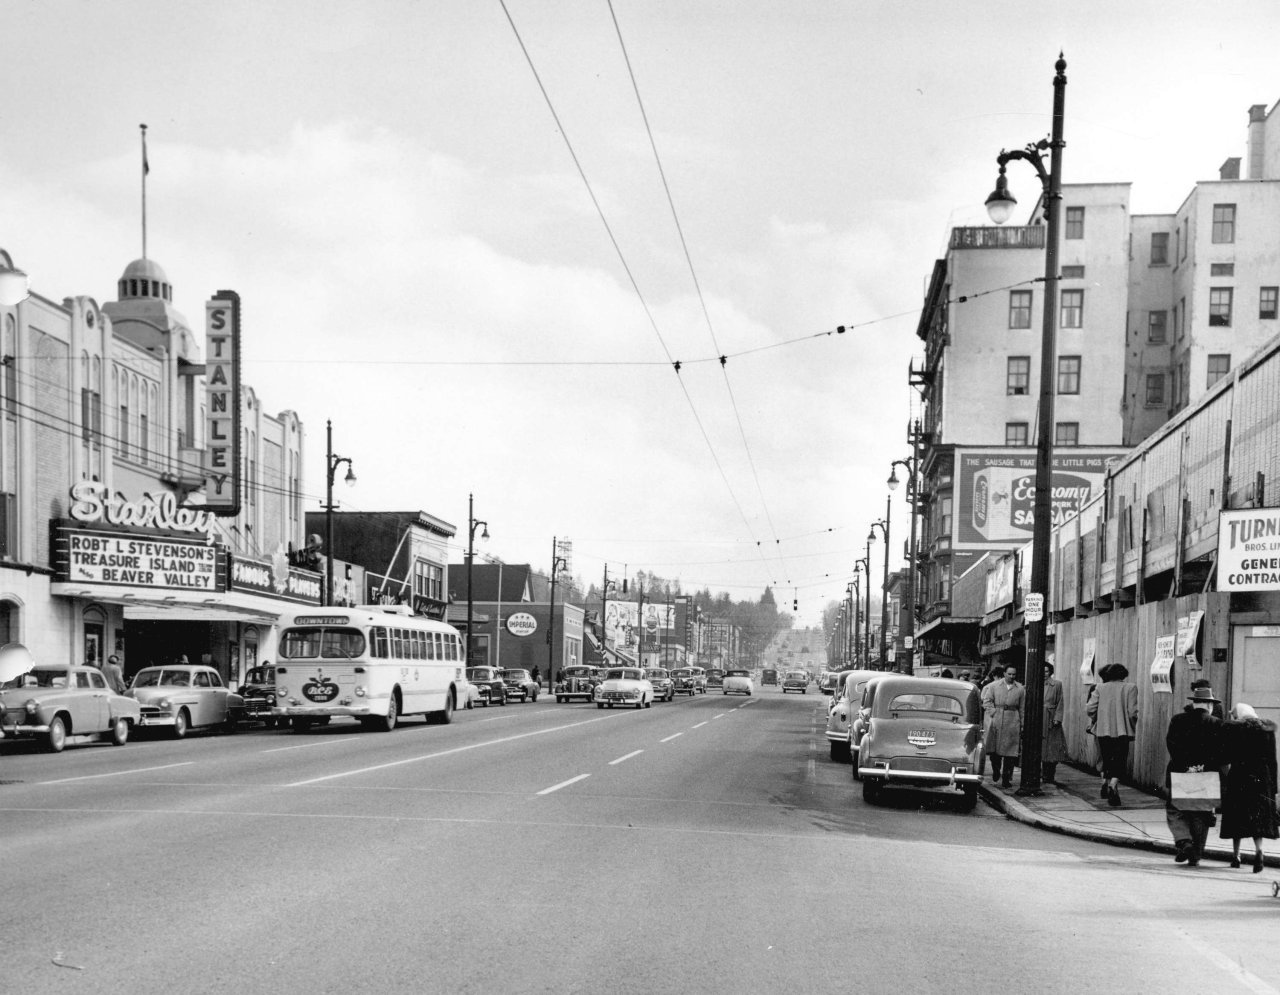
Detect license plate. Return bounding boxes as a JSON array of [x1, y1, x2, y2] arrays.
[[907, 730, 936, 748]]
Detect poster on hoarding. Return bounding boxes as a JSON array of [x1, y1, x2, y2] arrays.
[[1150, 634, 1176, 694], [1080, 637, 1097, 685], [1217, 509, 1280, 591], [953, 448, 1122, 551]]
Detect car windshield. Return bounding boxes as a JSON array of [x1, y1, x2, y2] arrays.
[[564, 668, 592, 677], [889, 693, 963, 715], [786, 672, 806, 680], [131, 669, 199, 687], [243, 667, 273, 685], [649, 670, 668, 679], [502, 671, 528, 680], [467, 669, 495, 680]]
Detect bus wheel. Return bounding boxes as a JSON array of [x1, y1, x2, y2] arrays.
[[376, 695, 399, 732], [429, 691, 454, 725]]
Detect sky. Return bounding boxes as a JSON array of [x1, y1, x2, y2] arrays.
[[3, 0, 1280, 631]]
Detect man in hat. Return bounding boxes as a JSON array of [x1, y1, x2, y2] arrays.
[[1165, 685, 1226, 865], [981, 665, 1024, 788]]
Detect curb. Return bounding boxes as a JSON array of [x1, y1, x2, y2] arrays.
[[977, 782, 1280, 868]]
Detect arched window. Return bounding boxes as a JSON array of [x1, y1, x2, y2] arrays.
[[0, 600, 15, 644]]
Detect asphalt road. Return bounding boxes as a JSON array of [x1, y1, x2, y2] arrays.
[[3, 686, 1279, 994]]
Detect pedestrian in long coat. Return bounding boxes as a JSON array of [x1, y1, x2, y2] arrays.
[[981, 665, 1024, 788], [1041, 663, 1068, 783], [1165, 685, 1226, 866], [1086, 662, 1138, 806], [1219, 702, 1279, 872]]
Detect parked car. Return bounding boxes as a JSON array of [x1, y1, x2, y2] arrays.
[[856, 676, 984, 810], [761, 669, 778, 686], [594, 667, 654, 709], [555, 665, 601, 703], [0, 664, 141, 752], [819, 671, 842, 696], [705, 669, 725, 688], [466, 667, 507, 707], [722, 669, 754, 696], [129, 664, 245, 738], [781, 670, 809, 694], [671, 667, 699, 696], [648, 667, 675, 702], [236, 664, 284, 727], [461, 679, 481, 709], [824, 669, 882, 761], [500, 669, 539, 703]]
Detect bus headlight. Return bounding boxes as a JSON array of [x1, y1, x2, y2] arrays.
[[354, 686, 366, 697], [276, 685, 289, 697]]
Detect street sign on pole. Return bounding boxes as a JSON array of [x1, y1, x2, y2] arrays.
[[1025, 593, 1044, 624]]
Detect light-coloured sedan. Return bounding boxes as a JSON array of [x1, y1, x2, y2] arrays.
[[824, 669, 883, 761], [129, 665, 244, 738], [722, 668, 754, 695], [0, 665, 141, 752], [594, 667, 653, 709]]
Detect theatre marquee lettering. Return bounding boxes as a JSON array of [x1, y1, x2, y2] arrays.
[[58, 526, 220, 591]]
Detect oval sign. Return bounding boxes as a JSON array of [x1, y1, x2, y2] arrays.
[[506, 612, 538, 637], [302, 678, 339, 703]]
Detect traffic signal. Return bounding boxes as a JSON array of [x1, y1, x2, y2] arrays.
[[793, 599, 798, 612]]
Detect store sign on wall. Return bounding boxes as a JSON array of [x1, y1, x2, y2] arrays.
[[506, 612, 538, 637], [56, 525, 220, 591], [229, 553, 322, 604], [1217, 508, 1280, 591]]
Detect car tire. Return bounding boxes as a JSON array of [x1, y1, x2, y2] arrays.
[[530, 690, 538, 703], [499, 694, 507, 707], [172, 708, 189, 739], [46, 715, 68, 753], [557, 696, 564, 703], [597, 703, 605, 709], [959, 785, 978, 812], [109, 716, 130, 746], [862, 778, 882, 805], [292, 718, 312, 733]]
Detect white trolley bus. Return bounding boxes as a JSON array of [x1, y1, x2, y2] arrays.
[[273, 605, 467, 731]]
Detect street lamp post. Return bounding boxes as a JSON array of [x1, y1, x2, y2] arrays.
[[858, 553, 872, 668], [983, 54, 1067, 796], [465, 493, 489, 665], [547, 536, 568, 690], [850, 568, 862, 667], [888, 449, 919, 673], [323, 419, 356, 607], [870, 513, 890, 670]]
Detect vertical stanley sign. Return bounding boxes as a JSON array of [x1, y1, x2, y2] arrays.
[[204, 290, 241, 515]]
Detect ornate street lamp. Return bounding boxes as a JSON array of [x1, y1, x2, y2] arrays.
[[323, 419, 356, 607], [547, 536, 569, 690], [983, 54, 1067, 796], [466, 493, 489, 664], [888, 452, 918, 673], [0, 250, 30, 307], [869, 516, 890, 669]]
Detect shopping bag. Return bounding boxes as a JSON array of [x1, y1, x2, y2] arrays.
[[1170, 770, 1220, 811]]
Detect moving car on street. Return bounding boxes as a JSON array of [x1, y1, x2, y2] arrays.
[[500, 669, 539, 703], [781, 670, 809, 694], [0, 664, 141, 752], [761, 669, 778, 686], [555, 665, 600, 703], [722, 669, 754, 695], [856, 675, 984, 811], [689, 666, 708, 693], [129, 664, 244, 739], [594, 667, 653, 709], [671, 667, 699, 696], [824, 669, 882, 761], [467, 667, 508, 707], [705, 669, 724, 688], [648, 667, 675, 702]]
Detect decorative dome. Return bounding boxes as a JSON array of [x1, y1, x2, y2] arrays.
[[117, 257, 173, 302]]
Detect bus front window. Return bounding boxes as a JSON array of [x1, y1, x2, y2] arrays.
[[279, 627, 366, 660]]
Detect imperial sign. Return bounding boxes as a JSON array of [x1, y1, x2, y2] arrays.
[[506, 612, 538, 637]]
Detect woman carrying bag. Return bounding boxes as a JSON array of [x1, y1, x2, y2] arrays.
[[1086, 663, 1139, 807]]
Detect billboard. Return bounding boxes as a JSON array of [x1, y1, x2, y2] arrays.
[[1218, 508, 1280, 591], [953, 448, 1122, 551]]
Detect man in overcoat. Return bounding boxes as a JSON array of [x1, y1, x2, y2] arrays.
[[1165, 685, 1226, 865], [982, 665, 1025, 788]]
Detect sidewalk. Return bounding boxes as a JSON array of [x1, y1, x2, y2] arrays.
[[979, 763, 1280, 868]]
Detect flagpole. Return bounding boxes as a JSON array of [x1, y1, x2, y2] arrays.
[[140, 123, 149, 259]]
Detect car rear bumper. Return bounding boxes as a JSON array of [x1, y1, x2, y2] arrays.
[[858, 767, 981, 785]]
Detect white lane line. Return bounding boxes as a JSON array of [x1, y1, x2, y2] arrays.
[[692, 721, 708, 729], [712, 713, 726, 720], [609, 750, 644, 765], [40, 762, 195, 785], [287, 713, 615, 787], [660, 733, 683, 743], [537, 774, 590, 796], [261, 736, 363, 753]]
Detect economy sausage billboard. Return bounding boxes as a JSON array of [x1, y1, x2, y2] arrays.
[[953, 448, 1123, 551]]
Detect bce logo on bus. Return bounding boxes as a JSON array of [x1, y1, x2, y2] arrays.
[[302, 678, 340, 703]]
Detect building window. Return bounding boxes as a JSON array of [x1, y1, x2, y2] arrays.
[[139, 413, 148, 463], [1005, 422, 1029, 446], [1061, 264, 1085, 279], [1060, 289, 1083, 328], [119, 404, 129, 458], [1261, 287, 1278, 320], [1057, 356, 1081, 395], [1008, 290, 1032, 329], [1178, 297, 1186, 339], [1211, 204, 1236, 244], [1065, 206, 1085, 239], [1145, 373, 1166, 407], [1207, 354, 1231, 387], [1150, 232, 1169, 265], [1006, 356, 1030, 395], [1209, 287, 1233, 327], [939, 496, 952, 538], [80, 389, 101, 443], [1210, 263, 1234, 277], [1148, 310, 1168, 343], [1054, 422, 1079, 446]]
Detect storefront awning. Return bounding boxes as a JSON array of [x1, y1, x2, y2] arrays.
[[914, 615, 980, 641], [52, 582, 290, 624]]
